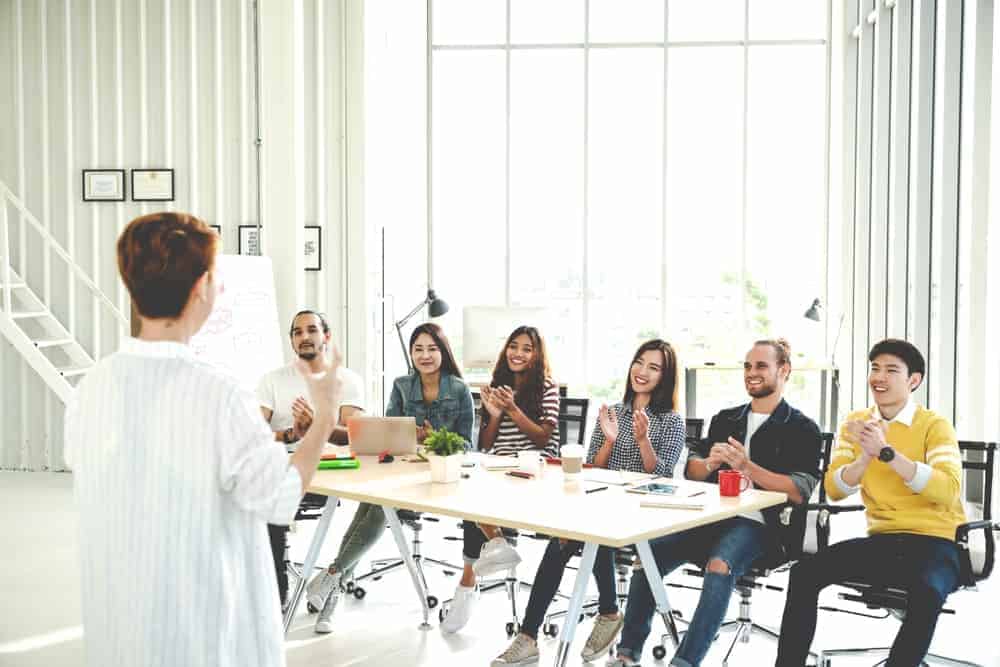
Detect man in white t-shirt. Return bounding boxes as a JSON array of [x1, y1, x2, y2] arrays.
[[258, 309, 366, 607]]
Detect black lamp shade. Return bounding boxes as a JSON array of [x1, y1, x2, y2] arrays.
[[427, 290, 449, 318], [804, 298, 822, 321]]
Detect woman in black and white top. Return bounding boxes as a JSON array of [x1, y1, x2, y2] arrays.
[[441, 325, 560, 634], [492, 339, 687, 666]]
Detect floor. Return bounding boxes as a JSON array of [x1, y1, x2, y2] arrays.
[[2, 471, 997, 667]]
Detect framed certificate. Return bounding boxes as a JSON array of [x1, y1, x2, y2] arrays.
[[304, 226, 321, 271], [131, 169, 175, 201], [82, 169, 126, 201]]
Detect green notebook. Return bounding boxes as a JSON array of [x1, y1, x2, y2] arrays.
[[317, 458, 361, 470]]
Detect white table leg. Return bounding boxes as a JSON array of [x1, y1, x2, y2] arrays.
[[383, 506, 432, 629], [635, 539, 680, 648], [283, 495, 338, 634], [553, 541, 599, 667]]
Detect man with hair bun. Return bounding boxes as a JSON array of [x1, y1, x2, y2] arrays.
[[611, 338, 821, 667], [65, 212, 342, 666]]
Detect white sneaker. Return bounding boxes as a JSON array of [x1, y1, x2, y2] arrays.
[[473, 537, 522, 578], [492, 634, 539, 666], [440, 583, 479, 634], [582, 612, 624, 661], [314, 587, 340, 634], [306, 569, 340, 612]]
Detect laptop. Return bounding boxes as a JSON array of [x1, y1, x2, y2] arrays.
[[346, 416, 418, 455]]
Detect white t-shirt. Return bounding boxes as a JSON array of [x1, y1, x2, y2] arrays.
[[65, 338, 303, 667], [740, 411, 770, 524], [256, 363, 366, 431]]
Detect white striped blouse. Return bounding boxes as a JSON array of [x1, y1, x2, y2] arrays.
[[64, 338, 302, 667], [487, 379, 561, 458]]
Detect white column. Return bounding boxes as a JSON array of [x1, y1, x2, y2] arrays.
[[258, 0, 306, 356]]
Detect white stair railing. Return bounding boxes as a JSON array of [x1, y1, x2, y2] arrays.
[[0, 179, 129, 403]]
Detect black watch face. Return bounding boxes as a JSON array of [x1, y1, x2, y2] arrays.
[[878, 446, 895, 463]]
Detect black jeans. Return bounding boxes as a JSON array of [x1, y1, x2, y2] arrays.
[[775, 533, 962, 667], [520, 539, 618, 640], [463, 520, 490, 563], [267, 523, 289, 605]]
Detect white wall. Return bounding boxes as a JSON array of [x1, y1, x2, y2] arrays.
[[0, 0, 365, 471]]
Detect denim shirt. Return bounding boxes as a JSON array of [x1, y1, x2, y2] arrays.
[[385, 372, 475, 447]]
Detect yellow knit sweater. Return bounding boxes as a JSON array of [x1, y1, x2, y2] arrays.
[[825, 405, 966, 541]]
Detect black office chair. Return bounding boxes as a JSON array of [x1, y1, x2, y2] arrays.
[[685, 418, 705, 446], [816, 440, 998, 667], [559, 396, 590, 446], [654, 432, 837, 664]]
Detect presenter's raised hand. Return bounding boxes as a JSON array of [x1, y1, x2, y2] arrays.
[[295, 345, 342, 421]]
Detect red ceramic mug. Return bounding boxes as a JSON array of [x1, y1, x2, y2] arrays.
[[718, 469, 750, 497]]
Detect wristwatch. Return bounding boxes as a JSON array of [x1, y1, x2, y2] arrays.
[[878, 446, 895, 463]]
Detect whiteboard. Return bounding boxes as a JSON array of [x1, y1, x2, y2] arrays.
[[462, 306, 551, 370], [190, 255, 283, 392]]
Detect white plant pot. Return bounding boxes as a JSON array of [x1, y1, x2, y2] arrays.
[[428, 453, 461, 483]]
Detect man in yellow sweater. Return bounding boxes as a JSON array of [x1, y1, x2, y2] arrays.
[[774, 339, 965, 667]]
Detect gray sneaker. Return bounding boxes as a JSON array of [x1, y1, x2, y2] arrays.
[[491, 634, 539, 666], [314, 588, 340, 634], [306, 569, 340, 612], [581, 613, 624, 661]]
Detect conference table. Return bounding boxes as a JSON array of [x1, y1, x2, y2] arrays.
[[283, 451, 787, 666]]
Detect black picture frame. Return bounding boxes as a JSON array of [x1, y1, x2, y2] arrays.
[[82, 169, 126, 202], [238, 225, 261, 256], [209, 225, 221, 236], [304, 226, 322, 271], [131, 168, 175, 202]]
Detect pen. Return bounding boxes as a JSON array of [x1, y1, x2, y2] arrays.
[[688, 491, 706, 498], [585, 485, 609, 494]]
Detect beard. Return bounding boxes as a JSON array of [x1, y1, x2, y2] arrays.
[[747, 383, 775, 398], [297, 344, 318, 361]]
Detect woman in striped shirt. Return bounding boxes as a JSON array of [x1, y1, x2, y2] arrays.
[[492, 339, 687, 666], [441, 326, 560, 634]]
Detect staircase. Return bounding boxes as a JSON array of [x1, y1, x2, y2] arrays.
[[0, 180, 129, 404]]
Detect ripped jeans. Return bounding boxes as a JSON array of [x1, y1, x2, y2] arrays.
[[617, 517, 767, 667]]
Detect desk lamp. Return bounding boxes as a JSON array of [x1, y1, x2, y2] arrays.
[[396, 289, 449, 373], [805, 298, 845, 432]]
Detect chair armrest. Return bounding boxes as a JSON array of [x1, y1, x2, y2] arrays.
[[955, 519, 998, 584]]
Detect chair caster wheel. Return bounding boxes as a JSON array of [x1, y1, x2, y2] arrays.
[[353, 587, 366, 600], [307, 602, 318, 614], [345, 582, 355, 593], [427, 595, 439, 609], [652, 645, 667, 660], [543, 623, 559, 637], [505, 621, 519, 638], [438, 607, 447, 623]]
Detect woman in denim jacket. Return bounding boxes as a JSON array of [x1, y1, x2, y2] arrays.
[[305, 323, 473, 634]]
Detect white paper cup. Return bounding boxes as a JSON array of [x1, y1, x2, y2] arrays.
[[560, 444, 585, 476]]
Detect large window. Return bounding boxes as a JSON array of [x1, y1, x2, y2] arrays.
[[429, 0, 830, 414]]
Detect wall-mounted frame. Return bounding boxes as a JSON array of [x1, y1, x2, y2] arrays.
[[238, 225, 260, 256], [304, 226, 322, 271], [209, 225, 221, 236], [131, 168, 175, 201], [82, 169, 126, 201]]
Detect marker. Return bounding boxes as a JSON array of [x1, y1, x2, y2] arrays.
[[585, 485, 609, 494], [506, 470, 534, 480]]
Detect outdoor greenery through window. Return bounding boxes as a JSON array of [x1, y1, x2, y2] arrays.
[[428, 0, 831, 426]]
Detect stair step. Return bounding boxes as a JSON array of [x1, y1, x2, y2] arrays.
[[56, 365, 91, 378], [11, 310, 49, 320], [33, 337, 74, 349]]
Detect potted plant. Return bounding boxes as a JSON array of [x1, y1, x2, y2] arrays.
[[423, 427, 465, 483]]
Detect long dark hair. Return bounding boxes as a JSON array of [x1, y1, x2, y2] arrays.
[[622, 339, 679, 414], [482, 325, 551, 423], [409, 322, 462, 379]]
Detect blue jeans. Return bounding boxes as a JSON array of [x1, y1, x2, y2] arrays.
[[520, 539, 619, 639], [618, 517, 767, 667], [775, 533, 961, 667]]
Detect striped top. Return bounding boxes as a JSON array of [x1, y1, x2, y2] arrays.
[[488, 379, 561, 458], [64, 338, 302, 667], [585, 402, 686, 477]]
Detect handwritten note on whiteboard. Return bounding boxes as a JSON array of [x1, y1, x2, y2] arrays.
[[190, 254, 283, 392]]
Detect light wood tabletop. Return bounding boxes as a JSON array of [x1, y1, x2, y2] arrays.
[[306, 451, 787, 549]]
